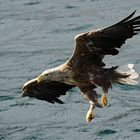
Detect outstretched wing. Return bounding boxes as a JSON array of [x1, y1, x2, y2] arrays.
[[22, 78, 75, 104], [69, 11, 140, 69]]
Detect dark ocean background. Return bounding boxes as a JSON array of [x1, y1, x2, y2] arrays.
[[0, 0, 140, 139]]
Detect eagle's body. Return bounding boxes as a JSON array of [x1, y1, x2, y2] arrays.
[[22, 11, 140, 122]]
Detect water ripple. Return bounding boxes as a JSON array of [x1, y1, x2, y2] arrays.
[[133, 128, 140, 133], [0, 0, 140, 140], [109, 108, 140, 122], [24, 1, 41, 6], [65, 5, 78, 9], [0, 95, 15, 101], [98, 129, 117, 136]]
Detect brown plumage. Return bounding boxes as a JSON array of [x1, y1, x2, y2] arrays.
[[22, 78, 74, 104], [22, 11, 140, 122]]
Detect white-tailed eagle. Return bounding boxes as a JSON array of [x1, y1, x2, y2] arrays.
[[22, 11, 140, 122]]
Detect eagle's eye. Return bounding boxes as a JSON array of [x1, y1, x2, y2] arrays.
[[43, 73, 49, 78]]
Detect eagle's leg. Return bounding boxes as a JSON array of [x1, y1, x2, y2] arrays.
[[101, 93, 107, 107], [79, 87, 103, 122], [86, 98, 103, 122], [100, 79, 112, 107], [101, 88, 108, 107], [86, 99, 103, 122], [86, 102, 95, 122]]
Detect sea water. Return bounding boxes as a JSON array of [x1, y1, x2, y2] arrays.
[[0, 0, 140, 139]]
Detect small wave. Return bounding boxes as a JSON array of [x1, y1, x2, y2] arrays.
[[108, 108, 140, 122], [10, 102, 35, 107], [133, 128, 140, 133], [0, 95, 15, 101], [0, 125, 27, 139], [98, 129, 117, 136], [115, 84, 140, 91], [52, 24, 92, 33], [70, 24, 93, 31], [24, 1, 40, 6], [65, 5, 78, 9], [0, 108, 8, 112]]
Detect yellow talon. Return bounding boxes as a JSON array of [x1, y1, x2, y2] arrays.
[[86, 110, 94, 122], [101, 94, 107, 107]]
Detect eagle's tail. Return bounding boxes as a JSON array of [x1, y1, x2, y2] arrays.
[[114, 64, 139, 85]]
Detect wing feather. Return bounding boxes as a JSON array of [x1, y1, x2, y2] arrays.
[[68, 11, 140, 69], [22, 78, 75, 104]]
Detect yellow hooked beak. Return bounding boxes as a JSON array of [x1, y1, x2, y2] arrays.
[[37, 75, 46, 83]]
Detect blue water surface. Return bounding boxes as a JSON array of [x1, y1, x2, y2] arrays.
[[0, 0, 140, 140]]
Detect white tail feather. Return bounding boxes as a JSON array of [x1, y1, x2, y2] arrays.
[[116, 64, 139, 85]]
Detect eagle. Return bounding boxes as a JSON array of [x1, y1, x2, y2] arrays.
[[22, 11, 140, 122]]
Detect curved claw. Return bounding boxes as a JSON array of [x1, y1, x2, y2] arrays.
[[86, 110, 94, 122], [101, 93, 108, 107]]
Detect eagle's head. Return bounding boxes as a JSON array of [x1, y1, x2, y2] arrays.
[[22, 78, 38, 97], [37, 73, 51, 83], [22, 67, 62, 97], [37, 68, 61, 83]]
